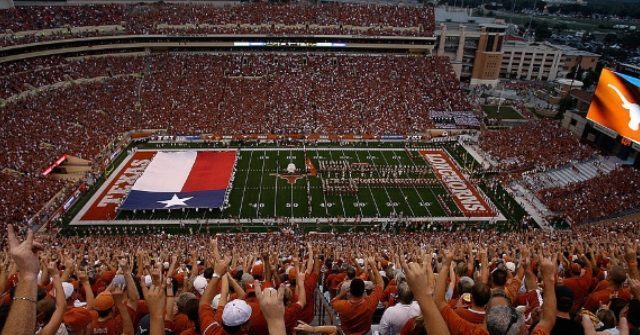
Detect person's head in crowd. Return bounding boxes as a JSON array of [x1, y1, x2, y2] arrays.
[[458, 276, 475, 295], [555, 285, 574, 313], [221, 299, 252, 334], [491, 268, 508, 287], [350, 278, 366, 298], [485, 305, 525, 335], [94, 291, 115, 319], [185, 299, 201, 334], [608, 266, 627, 288], [596, 308, 616, 331], [397, 282, 414, 305], [36, 297, 56, 327], [346, 266, 356, 280], [471, 283, 491, 309], [203, 267, 214, 280], [63, 308, 92, 335], [610, 298, 628, 321], [176, 292, 197, 315]]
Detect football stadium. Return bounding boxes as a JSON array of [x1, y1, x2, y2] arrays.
[[1, 1, 640, 335]]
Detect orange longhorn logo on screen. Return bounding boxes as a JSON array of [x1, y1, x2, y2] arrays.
[[587, 68, 640, 143], [608, 83, 640, 131]]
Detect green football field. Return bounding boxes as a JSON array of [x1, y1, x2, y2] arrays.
[[225, 148, 461, 219]]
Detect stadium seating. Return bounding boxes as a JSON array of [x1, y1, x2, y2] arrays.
[[0, 53, 471, 228], [479, 120, 596, 172], [0, 3, 436, 47]]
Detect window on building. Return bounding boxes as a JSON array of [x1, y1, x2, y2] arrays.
[[486, 35, 496, 52]]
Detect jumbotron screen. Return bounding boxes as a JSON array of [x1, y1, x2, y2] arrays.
[[587, 68, 640, 143]]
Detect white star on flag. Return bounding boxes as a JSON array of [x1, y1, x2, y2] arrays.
[[158, 194, 193, 208]]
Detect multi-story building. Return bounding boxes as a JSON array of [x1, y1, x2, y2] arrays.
[[434, 7, 507, 87], [434, 7, 599, 87], [500, 41, 564, 81]]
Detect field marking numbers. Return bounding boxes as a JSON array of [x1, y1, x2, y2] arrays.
[[379, 151, 415, 217]]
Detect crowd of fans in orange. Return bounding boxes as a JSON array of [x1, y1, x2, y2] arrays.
[[0, 53, 472, 228], [0, 3, 436, 47], [1, 219, 640, 335], [537, 167, 640, 225], [479, 120, 596, 172]]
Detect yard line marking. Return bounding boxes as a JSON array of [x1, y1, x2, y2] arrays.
[[290, 150, 294, 218], [274, 150, 279, 217], [380, 151, 415, 217], [315, 149, 330, 217], [327, 150, 348, 217], [405, 150, 434, 217], [238, 150, 254, 217], [340, 149, 364, 217], [255, 150, 267, 218], [365, 149, 396, 215], [353, 150, 381, 217]]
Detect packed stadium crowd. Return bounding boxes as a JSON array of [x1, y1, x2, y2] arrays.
[[0, 3, 436, 47], [537, 167, 640, 224], [1, 218, 640, 335], [1, 52, 474, 228], [479, 120, 596, 172]]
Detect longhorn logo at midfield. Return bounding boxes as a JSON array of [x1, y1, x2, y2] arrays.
[[608, 83, 640, 131]]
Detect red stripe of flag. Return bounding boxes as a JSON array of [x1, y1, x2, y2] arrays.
[[181, 151, 236, 192]]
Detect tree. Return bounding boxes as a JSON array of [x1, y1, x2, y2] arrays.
[[534, 22, 552, 41]]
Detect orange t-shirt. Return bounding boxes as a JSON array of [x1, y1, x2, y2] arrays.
[[284, 303, 303, 334], [331, 286, 382, 335], [246, 296, 269, 335], [441, 305, 550, 335], [199, 303, 228, 335], [299, 272, 318, 324], [400, 317, 425, 335], [89, 313, 123, 335], [563, 270, 592, 305], [584, 287, 631, 311], [89, 305, 136, 335], [174, 312, 195, 335], [454, 308, 486, 324]]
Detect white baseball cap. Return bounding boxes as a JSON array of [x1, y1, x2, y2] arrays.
[[505, 262, 516, 273], [222, 299, 252, 327], [62, 282, 75, 299], [193, 276, 208, 295]]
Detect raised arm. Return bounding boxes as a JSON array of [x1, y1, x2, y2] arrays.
[[77, 268, 95, 309], [38, 262, 66, 335], [401, 250, 450, 335], [113, 284, 134, 335], [535, 251, 558, 334], [227, 272, 246, 300], [255, 281, 287, 335], [119, 256, 140, 310], [296, 266, 307, 308], [435, 250, 453, 309], [1, 225, 43, 335]]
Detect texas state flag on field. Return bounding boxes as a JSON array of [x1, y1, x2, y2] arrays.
[[120, 151, 236, 210]]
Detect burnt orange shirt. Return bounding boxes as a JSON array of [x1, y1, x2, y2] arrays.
[[454, 308, 486, 324], [563, 269, 592, 304], [331, 286, 382, 335], [584, 287, 631, 311], [299, 272, 318, 324], [441, 305, 550, 335]]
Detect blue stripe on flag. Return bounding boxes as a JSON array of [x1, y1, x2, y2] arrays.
[[120, 190, 226, 210]]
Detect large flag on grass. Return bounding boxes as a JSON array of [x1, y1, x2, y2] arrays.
[[120, 151, 236, 210]]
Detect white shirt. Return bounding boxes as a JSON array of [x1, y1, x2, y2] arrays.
[[378, 301, 421, 335]]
